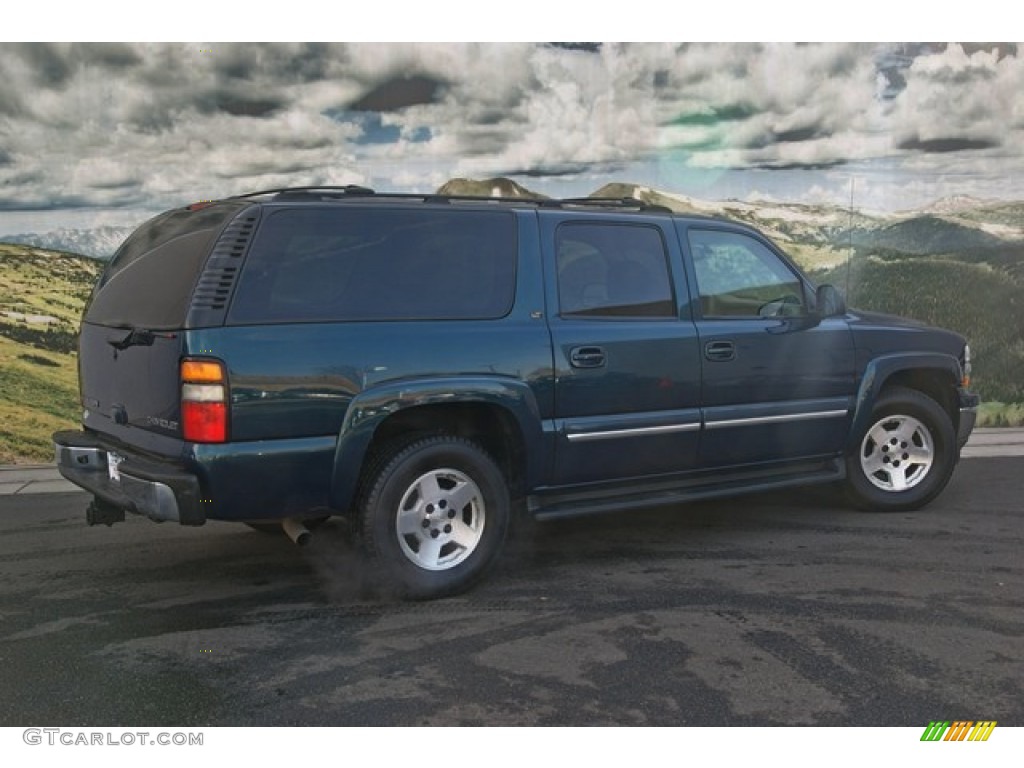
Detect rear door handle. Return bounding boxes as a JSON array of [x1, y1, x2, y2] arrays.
[[704, 340, 735, 361], [570, 346, 606, 368]]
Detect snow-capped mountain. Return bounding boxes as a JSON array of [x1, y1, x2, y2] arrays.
[[2, 225, 133, 260], [916, 195, 993, 215], [436, 177, 547, 199]]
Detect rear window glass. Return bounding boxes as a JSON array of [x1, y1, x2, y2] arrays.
[[85, 204, 244, 329], [227, 207, 517, 324]]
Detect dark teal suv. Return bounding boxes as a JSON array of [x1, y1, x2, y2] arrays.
[[54, 187, 979, 598]]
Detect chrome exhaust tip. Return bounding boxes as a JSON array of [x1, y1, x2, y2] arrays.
[[282, 517, 312, 547]]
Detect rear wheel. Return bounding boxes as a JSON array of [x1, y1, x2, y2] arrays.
[[845, 386, 956, 511], [359, 436, 510, 599]]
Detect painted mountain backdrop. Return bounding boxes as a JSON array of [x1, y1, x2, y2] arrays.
[[2, 225, 136, 261], [0, 178, 1022, 462]]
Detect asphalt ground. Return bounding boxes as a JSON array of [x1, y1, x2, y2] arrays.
[[0, 455, 1020, 726]]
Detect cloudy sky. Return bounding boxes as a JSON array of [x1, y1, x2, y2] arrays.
[[1, 42, 1022, 235]]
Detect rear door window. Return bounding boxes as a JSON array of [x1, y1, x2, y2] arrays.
[[227, 207, 517, 323], [555, 223, 676, 318]]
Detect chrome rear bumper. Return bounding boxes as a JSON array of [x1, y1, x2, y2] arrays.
[[53, 430, 204, 525]]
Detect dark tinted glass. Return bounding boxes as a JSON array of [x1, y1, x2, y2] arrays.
[[556, 223, 675, 318], [228, 207, 517, 323], [85, 203, 245, 329]]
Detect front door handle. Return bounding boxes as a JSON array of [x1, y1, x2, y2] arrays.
[[570, 346, 606, 368], [704, 340, 735, 362]]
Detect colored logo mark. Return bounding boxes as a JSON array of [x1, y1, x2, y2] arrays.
[[920, 721, 997, 742]]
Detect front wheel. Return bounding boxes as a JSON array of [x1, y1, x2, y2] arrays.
[[845, 386, 957, 512], [359, 436, 510, 599]]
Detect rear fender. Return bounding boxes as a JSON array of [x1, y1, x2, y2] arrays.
[[329, 376, 545, 512]]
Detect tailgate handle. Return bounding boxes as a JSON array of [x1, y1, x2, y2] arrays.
[[570, 346, 606, 368]]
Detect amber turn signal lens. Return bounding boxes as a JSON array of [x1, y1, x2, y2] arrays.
[[181, 360, 225, 383]]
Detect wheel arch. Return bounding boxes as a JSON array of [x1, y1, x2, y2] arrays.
[[848, 353, 961, 453], [329, 376, 544, 513]]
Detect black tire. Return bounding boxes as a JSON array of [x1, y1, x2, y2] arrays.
[[359, 436, 510, 599], [845, 386, 957, 512], [246, 516, 330, 535]]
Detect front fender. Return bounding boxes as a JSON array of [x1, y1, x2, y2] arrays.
[[328, 376, 545, 512], [848, 352, 961, 451]]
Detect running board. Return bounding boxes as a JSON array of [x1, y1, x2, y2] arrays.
[[529, 459, 843, 522]]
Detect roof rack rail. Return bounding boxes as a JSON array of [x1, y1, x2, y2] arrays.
[[419, 194, 671, 213], [417, 193, 547, 206], [398, 193, 671, 213], [228, 185, 377, 200], [543, 196, 672, 213]]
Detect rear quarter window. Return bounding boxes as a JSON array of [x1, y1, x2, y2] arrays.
[[85, 204, 246, 329], [227, 207, 517, 323]]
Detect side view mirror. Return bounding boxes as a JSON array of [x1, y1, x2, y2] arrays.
[[815, 284, 846, 318]]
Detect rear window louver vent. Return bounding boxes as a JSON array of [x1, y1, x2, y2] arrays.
[[213, 214, 259, 260], [186, 206, 261, 327], [192, 264, 239, 310]]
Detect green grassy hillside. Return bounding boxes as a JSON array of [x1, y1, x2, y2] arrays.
[[0, 244, 101, 463], [852, 216, 1007, 255], [814, 254, 1024, 403]]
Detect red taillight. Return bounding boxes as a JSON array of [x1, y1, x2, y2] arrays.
[[182, 401, 227, 442], [181, 359, 228, 443]]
